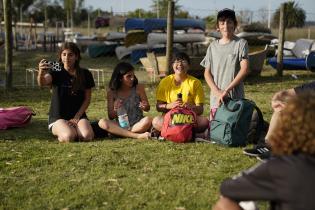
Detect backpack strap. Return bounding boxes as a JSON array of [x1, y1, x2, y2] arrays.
[[252, 104, 266, 145]]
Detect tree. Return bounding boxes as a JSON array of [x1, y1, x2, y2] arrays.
[[257, 7, 268, 25], [151, 0, 182, 18], [238, 9, 253, 25], [28, 3, 66, 26], [127, 8, 146, 18], [176, 10, 190, 18], [204, 15, 216, 30], [61, 0, 86, 27], [63, 0, 75, 28], [47, 4, 67, 25], [127, 9, 156, 18], [11, 0, 35, 22], [272, 1, 306, 28]]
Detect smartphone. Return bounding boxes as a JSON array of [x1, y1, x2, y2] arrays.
[[45, 61, 62, 71]]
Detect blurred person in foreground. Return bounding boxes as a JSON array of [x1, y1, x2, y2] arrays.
[[213, 91, 315, 210], [243, 81, 315, 160]]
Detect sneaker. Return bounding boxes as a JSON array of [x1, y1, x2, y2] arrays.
[[243, 145, 270, 157], [256, 151, 271, 161], [239, 201, 259, 210]]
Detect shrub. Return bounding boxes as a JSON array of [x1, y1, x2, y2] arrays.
[[243, 22, 271, 33]]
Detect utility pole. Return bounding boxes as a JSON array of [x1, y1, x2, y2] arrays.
[[166, 0, 174, 75], [4, 0, 13, 88], [276, 3, 285, 77]]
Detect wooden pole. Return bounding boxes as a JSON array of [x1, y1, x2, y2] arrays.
[[43, 34, 46, 52], [0, 2, 2, 35], [43, 5, 47, 51], [0, 1, 3, 33], [87, 11, 90, 36], [166, 0, 174, 75], [4, 0, 13, 88], [53, 36, 56, 52], [276, 3, 285, 77], [50, 36, 53, 52], [13, 21, 17, 50]]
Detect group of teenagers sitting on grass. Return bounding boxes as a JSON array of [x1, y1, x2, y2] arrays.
[[37, 8, 315, 210]]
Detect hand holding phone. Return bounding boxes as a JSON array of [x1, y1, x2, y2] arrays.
[[38, 59, 50, 76]]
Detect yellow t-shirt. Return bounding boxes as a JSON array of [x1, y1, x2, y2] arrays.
[[156, 74, 204, 105]]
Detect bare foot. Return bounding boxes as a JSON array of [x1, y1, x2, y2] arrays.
[[137, 132, 151, 140]]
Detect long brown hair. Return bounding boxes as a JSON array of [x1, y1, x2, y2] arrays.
[[269, 91, 315, 155], [58, 42, 85, 91], [109, 62, 138, 91]]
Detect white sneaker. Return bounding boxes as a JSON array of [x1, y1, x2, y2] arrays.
[[239, 201, 259, 210]]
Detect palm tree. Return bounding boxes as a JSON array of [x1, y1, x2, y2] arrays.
[[63, 0, 85, 28], [272, 1, 306, 28]]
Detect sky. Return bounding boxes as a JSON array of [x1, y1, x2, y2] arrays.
[[85, 0, 315, 21]]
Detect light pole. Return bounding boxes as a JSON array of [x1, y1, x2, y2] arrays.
[[120, 0, 124, 16]]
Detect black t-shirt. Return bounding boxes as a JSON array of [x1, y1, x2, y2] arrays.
[[48, 67, 95, 124], [294, 81, 315, 94], [220, 154, 315, 210]]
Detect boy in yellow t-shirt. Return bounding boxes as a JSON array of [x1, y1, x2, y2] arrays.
[[152, 52, 209, 134]]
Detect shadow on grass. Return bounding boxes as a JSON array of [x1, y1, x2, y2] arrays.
[[0, 88, 52, 104], [0, 118, 118, 143], [0, 118, 55, 142], [245, 72, 315, 85]]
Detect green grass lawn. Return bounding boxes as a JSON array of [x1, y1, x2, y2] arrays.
[[1, 50, 315, 210]]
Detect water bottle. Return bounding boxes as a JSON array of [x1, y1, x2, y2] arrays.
[[117, 105, 130, 130]]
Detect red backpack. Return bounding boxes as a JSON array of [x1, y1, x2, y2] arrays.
[[0, 106, 35, 130], [161, 106, 197, 143]]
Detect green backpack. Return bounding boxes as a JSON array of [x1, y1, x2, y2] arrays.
[[210, 98, 264, 147]]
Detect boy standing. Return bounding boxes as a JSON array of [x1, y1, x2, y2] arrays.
[[201, 8, 249, 118]]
